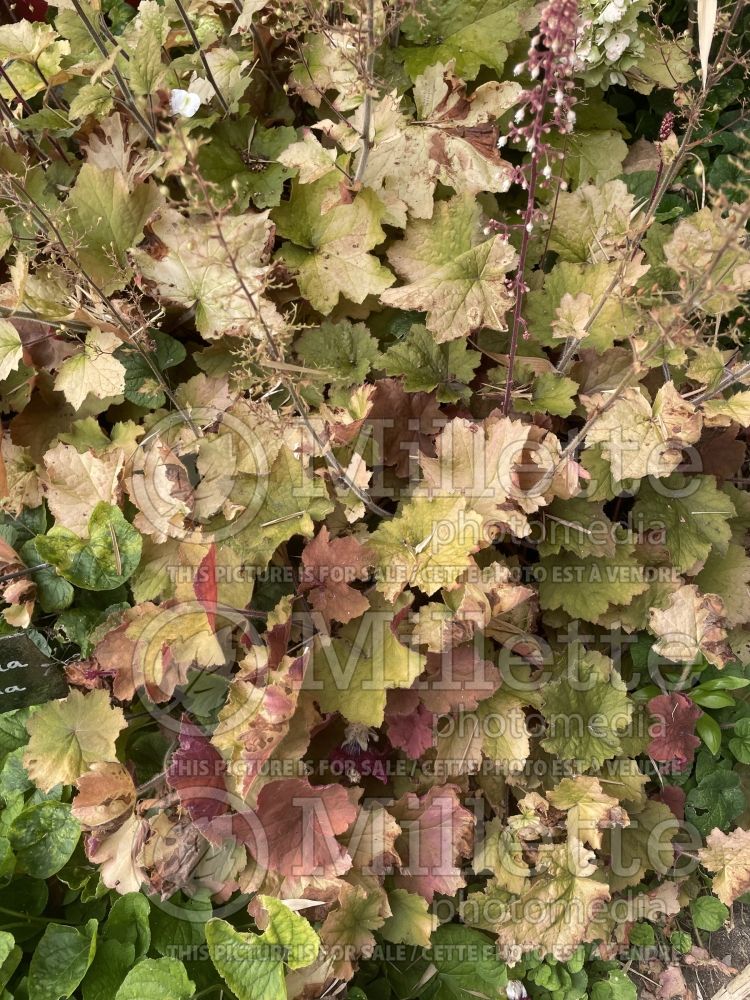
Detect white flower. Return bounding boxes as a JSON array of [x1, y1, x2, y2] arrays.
[[600, 0, 625, 22], [506, 982, 528, 1000], [170, 89, 202, 118], [604, 31, 631, 61]]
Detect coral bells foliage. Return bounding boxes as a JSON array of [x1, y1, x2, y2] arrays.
[[0, 0, 750, 999], [647, 693, 702, 771]]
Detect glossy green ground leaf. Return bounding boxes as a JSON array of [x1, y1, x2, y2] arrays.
[[114, 958, 194, 1000], [690, 895, 729, 932], [28, 919, 97, 1000], [686, 771, 745, 836], [9, 801, 80, 878], [0, 931, 21, 992], [35, 503, 142, 591], [426, 925, 508, 998], [115, 331, 187, 409]]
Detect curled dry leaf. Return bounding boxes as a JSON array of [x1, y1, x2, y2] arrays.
[[649, 584, 733, 669], [73, 761, 136, 828]]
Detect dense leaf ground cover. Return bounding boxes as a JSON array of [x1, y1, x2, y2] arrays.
[[0, 0, 747, 997]]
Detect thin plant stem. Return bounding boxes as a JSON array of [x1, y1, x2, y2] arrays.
[[0, 96, 34, 158], [353, 0, 376, 186], [502, 156, 538, 416], [229, 0, 282, 95], [172, 0, 230, 115], [292, 41, 363, 137], [0, 64, 38, 117], [0, 564, 50, 585], [32, 61, 66, 112], [500, 0, 578, 411], [0, 906, 75, 926], [69, 0, 160, 147], [556, 338, 663, 467], [98, 15, 127, 56], [0, 305, 90, 333], [693, 361, 750, 402], [540, 135, 568, 264]]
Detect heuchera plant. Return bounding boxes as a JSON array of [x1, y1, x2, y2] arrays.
[[0, 0, 747, 998]]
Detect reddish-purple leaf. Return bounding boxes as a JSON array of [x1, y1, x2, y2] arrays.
[[647, 692, 702, 769], [167, 714, 229, 822]]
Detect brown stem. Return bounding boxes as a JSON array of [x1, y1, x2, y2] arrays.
[[540, 136, 567, 265], [32, 61, 66, 112], [502, 157, 538, 416], [0, 305, 90, 333], [502, 52, 559, 418], [0, 65, 35, 117], [0, 96, 27, 156], [557, 339, 659, 466], [98, 15, 127, 56], [292, 41, 363, 137]]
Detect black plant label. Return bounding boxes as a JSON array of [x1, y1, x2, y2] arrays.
[[0, 634, 67, 711]]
